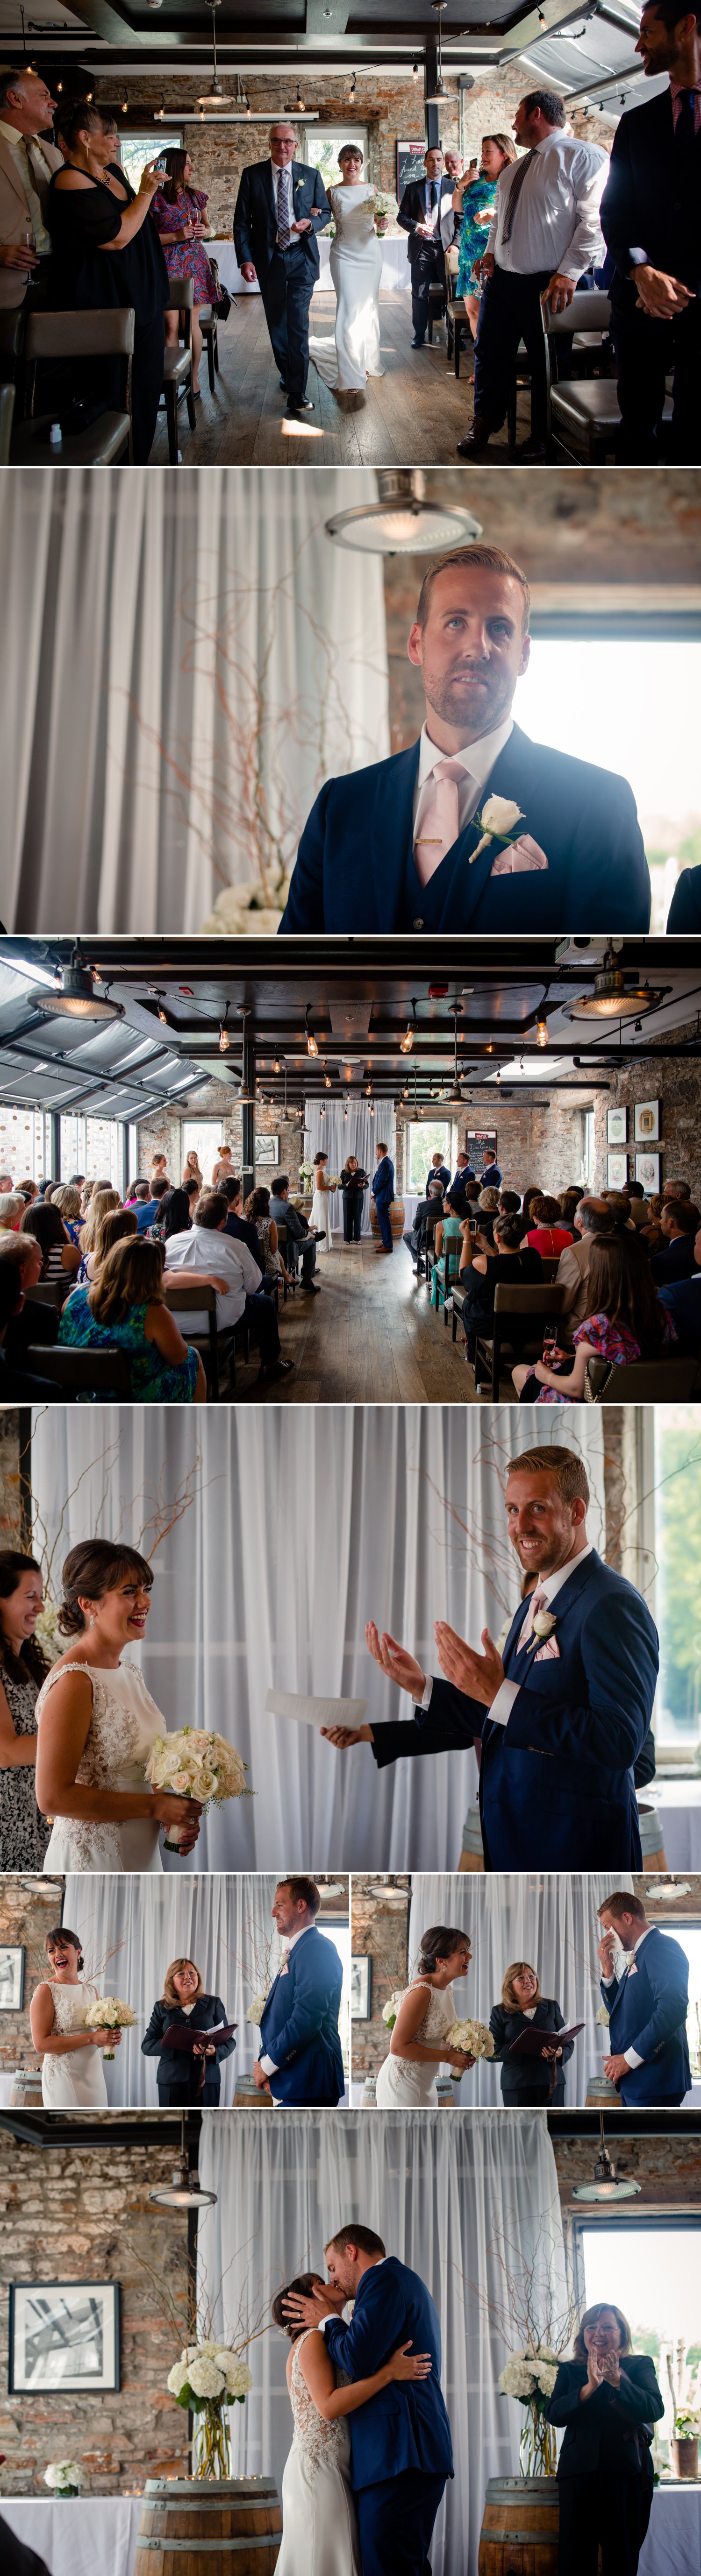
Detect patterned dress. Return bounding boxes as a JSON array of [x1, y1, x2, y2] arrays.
[[457, 175, 499, 300], [150, 188, 220, 304], [0, 1661, 50, 1870], [58, 1287, 199, 1402], [375, 1980, 458, 2108], [535, 1305, 678, 1402], [277, 2330, 361, 2576]]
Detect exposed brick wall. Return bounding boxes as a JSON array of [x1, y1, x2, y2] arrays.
[[394, 1098, 587, 1199], [591, 1024, 701, 1202], [351, 1879, 410, 2082], [554, 2130, 701, 2211], [134, 1093, 303, 1191], [0, 1875, 66, 2079]]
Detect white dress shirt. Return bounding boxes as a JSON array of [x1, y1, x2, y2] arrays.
[[271, 156, 295, 248], [0, 118, 54, 253], [164, 1224, 261, 1331], [416, 1540, 594, 1728], [486, 132, 607, 281], [260, 1923, 312, 2082], [601, 1920, 654, 2070], [412, 714, 515, 842]]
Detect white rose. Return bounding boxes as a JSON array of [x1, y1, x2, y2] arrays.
[[531, 1610, 556, 1640], [535, 2363, 558, 2395], [480, 796, 525, 837]]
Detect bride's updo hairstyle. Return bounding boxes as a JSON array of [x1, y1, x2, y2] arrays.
[[272, 2273, 325, 2341], [417, 1925, 472, 1975], [45, 1926, 84, 1974], [58, 1540, 154, 1635]]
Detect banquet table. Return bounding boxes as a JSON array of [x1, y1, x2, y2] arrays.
[[210, 238, 410, 297], [638, 2480, 701, 2576], [1, 2497, 143, 2576]]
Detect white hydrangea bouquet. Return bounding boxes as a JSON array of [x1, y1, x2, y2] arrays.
[[167, 2340, 253, 2480], [44, 2459, 82, 2496], [145, 1727, 250, 1849], [246, 1994, 269, 2027], [84, 1996, 136, 2059], [445, 2017, 494, 2060], [499, 2344, 560, 2477], [382, 1991, 404, 2031]]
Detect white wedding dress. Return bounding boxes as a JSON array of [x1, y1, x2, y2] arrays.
[[36, 1658, 166, 1874], [310, 185, 384, 393], [276, 2330, 362, 2576], [310, 1183, 334, 1252], [375, 1980, 458, 2109], [40, 1980, 108, 2109]]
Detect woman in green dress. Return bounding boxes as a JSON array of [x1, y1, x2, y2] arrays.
[[58, 1233, 205, 1403]]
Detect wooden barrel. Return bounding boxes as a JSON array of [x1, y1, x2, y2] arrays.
[[637, 1803, 667, 1871], [233, 2076, 272, 2107], [9, 2067, 44, 2108], [479, 2476, 559, 2575], [369, 1196, 405, 1239], [585, 2077, 619, 2108], [458, 1804, 485, 1872], [361, 2073, 377, 2106], [135, 2477, 282, 2576]]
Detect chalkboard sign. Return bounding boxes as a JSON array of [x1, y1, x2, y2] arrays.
[[466, 1130, 498, 1176], [396, 139, 427, 204]]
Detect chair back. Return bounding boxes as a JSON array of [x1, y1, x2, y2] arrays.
[[0, 381, 14, 462], [165, 1281, 216, 1313], [24, 1278, 65, 1310], [542, 290, 611, 336], [585, 1353, 699, 1402], [164, 276, 195, 310], [493, 1283, 566, 1314], [26, 1345, 132, 1393], [26, 307, 136, 358]]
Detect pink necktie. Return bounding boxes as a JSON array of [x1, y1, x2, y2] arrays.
[[519, 1587, 548, 1645], [413, 757, 468, 886]]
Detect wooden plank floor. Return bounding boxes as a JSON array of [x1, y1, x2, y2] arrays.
[[149, 291, 531, 468], [226, 1235, 518, 1404]]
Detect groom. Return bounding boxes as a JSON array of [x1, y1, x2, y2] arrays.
[[279, 544, 651, 931], [234, 121, 330, 418], [252, 1875, 344, 2105], [284, 2222, 453, 2576], [322, 1444, 659, 1870]]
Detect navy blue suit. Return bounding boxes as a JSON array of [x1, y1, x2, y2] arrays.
[[658, 1273, 701, 1349], [600, 89, 701, 463], [233, 159, 331, 403], [324, 2256, 452, 2576], [258, 1925, 343, 2104], [667, 865, 701, 931], [371, 1550, 658, 1869], [372, 1154, 395, 1252], [279, 724, 651, 934], [602, 1925, 690, 2106], [426, 1165, 451, 1196], [141, 1993, 235, 2105]]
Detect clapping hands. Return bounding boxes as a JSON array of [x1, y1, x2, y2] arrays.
[[434, 1619, 505, 1708]]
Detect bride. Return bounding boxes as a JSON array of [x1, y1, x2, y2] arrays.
[[34, 1538, 202, 1874], [310, 143, 384, 408], [309, 1152, 335, 1253], [375, 1924, 475, 2108], [272, 2269, 431, 2575], [30, 1924, 120, 2108]]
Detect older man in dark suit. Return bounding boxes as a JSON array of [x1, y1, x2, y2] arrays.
[[600, 0, 701, 460], [234, 120, 330, 417]]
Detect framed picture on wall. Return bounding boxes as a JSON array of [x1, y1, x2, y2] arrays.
[[255, 1134, 279, 1165], [8, 2281, 121, 2392], [607, 1108, 628, 1146], [350, 1956, 371, 2020], [0, 1946, 25, 2010], [635, 1150, 660, 1193], [396, 140, 427, 199], [634, 1100, 660, 1143], [607, 1153, 629, 1190]]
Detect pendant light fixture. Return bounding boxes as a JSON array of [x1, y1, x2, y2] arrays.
[[198, 1, 225, 111], [148, 2111, 217, 2208], [325, 468, 482, 557]]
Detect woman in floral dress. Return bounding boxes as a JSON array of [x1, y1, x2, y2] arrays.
[[0, 1551, 51, 1870], [151, 148, 220, 398], [512, 1231, 678, 1403], [453, 134, 516, 343]]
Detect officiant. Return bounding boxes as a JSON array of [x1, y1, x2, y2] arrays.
[[141, 1955, 235, 2104], [489, 1960, 573, 2106]]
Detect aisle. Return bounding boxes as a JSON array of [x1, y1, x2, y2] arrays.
[[236, 1236, 491, 1405]]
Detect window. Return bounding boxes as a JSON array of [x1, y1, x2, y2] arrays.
[[0, 1105, 51, 1185], [120, 132, 178, 192], [302, 125, 369, 192], [515, 640, 701, 932], [653, 1409, 701, 1747], [318, 1924, 351, 2081], [579, 2223, 701, 2465], [407, 1122, 452, 1195], [59, 1116, 123, 1192]]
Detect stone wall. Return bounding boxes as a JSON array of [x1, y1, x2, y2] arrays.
[[554, 2130, 701, 2212], [591, 1026, 701, 1203], [394, 1097, 587, 1199], [0, 1408, 23, 1549], [134, 1091, 303, 1191], [351, 1879, 410, 2083], [0, 1875, 66, 2079]]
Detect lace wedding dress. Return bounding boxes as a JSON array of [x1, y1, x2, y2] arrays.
[[36, 1659, 167, 1873], [276, 2330, 362, 2576], [40, 1980, 108, 2109], [310, 185, 384, 394], [375, 1980, 458, 2108]]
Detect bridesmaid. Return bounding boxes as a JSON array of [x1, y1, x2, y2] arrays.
[[0, 1552, 50, 1870]]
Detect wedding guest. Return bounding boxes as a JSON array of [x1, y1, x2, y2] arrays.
[[136, 1175, 170, 1233], [453, 1150, 477, 1192], [431, 1191, 471, 1291], [0, 1243, 62, 1402], [601, 1189, 636, 1227], [164, 1189, 294, 1382], [182, 1147, 203, 1191], [657, 1211, 701, 1341], [649, 1196, 700, 1281], [151, 147, 219, 399], [244, 1184, 293, 1288], [0, 66, 62, 309], [211, 1143, 234, 1189], [149, 1186, 192, 1245], [48, 100, 167, 462], [341, 1156, 368, 1243], [142, 1955, 235, 2104], [523, 1195, 574, 1256], [31, 1924, 117, 2107], [0, 1550, 50, 1870], [81, 1203, 137, 1283], [460, 91, 608, 460], [498, 1189, 521, 1216], [600, 0, 701, 464], [554, 1199, 616, 1345], [51, 1183, 83, 1243], [454, 133, 516, 342], [489, 1960, 572, 2106], [520, 1185, 541, 1229], [559, 1186, 584, 1231], [269, 1176, 320, 1291], [455, 1210, 542, 1357], [441, 148, 465, 252], [0, 2509, 51, 2575], [639, 1190, 665, 1253], [514, 1229, 678, 1401], [398, 143, 453, 348], [546, 2304, 664, 2576], [58, 1233, 205, 1401], [597, 1888, 690, 2104], [0, 1193, 26, 1231], [75, 1185, 122, 1276], [222, 1175, 268, 1271], [376, 1925, 475, 2106], [663, 1175, 692, 1201], [0, 1230, 59, 1371], [426, 1150, 451, 1195], [20, 1199, 80, 1286]]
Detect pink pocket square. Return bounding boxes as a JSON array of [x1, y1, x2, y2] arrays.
[[534, 1636, 560, 1661], [490, 835, 549, 877]]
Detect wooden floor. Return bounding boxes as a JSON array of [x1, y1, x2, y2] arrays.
[[150, 290, 531, 468], [227, 1235, 517, 1404]]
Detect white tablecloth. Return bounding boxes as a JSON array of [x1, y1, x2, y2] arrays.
[[639, 2483, 701, 2576], [1, 2498, 143, 2575], [650, 1781, 701, 1869], [211, 237, 410, 296]]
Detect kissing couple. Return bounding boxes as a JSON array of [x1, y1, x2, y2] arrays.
[[273, 2222, 453, 2576]]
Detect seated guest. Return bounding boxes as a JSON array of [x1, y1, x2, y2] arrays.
[[456, 1209, 543, 1356], [597, 1888, 690, 2106], [0, 65, 62, 308], [489, 1960, 573, 2106], [0, 1173, 14, 1192], [151, 147, 221, 401], [546, 2304, 664, 2576], [477, 1186, 500, 1219], [48, 100, 167, 463], [431, 1192, 470, 1303], [601, 1189, 636, 1229], [182, 1148, 203, 1191], [0, 1229, 59, 1368], [244, 1185, 293, 1289], [81, 1205, 137, 1284], [0, 1193, 25, 1232], [20, 1201, 80, 1287], [662, 1175, 692, 1203], [184, 1176, 200, 1214], [141, 1954, 235, 2105], [649, 1196, 701, 1282], [406, 1178, 447, 1268], [268, 1176, 320, 1290], [560, 1185, 584, 1232], [222, 1175, 268, 1273], [624, 1179, 649, 1228], [0, 1241, 63, 1401], [136, 1175, 170, 1233], [555, 1198, 616, 1345], [524, 1195, 574, 1256], [149, 1186, 192, 1245], [515, 1228, 678, 1402], [639, 1190, 665, 1253], [658, 1212, 701, 1343], [75, 1184, 122, 1277], [163, 1189, 294, 1384], [58, 1234, 205, 1402], [520, 1185, 541, 1231], [498, 1189, 521, 1216], [50, 1183, 82, 1244]]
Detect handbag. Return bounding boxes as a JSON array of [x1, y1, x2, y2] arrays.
[[208, 257, 232, 321]]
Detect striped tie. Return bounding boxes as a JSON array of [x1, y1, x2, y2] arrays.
[[502, 149, 536, 245], [277, 166, 292, 251]]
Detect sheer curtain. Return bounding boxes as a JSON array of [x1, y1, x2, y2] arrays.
[[31, 1406, 607, 1870], [62, 1871, 279, 2105], [0, 468, 390, 934], [304, 1102, 397, 1235], [197, 2108, 568, 2576], [405, 1873, 634, 2108]]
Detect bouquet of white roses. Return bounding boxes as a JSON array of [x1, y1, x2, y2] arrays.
[[382, 1991, 404, 2031], [84, 1996, 136, 2059], [146, 1727, 249, 1849], [445, 2017, 494, 2060], [44, 2460, 82, 2495]]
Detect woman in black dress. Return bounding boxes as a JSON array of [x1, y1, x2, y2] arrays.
[[489, 1960, 572, 2106], [457, 1210, 543, 1359], [341, 1157, 368, 1244], [48, 102, 168, 462], [546, 2302, 664, 2576], [141, 1956, 236, 2106]]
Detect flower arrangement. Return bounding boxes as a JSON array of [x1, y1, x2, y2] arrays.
[[463, 2208, 578, 2484], [299, 1162, 315, 1187], [84, 1996, 136, 2059], [595, 2003, 610, 2027], [167, 2341, 254, 2480], [145, 1727, 249, 1849], [382, 1991, 404, 2031], [374, 191, 389, 234], [445, 2017, 494, 2060], [499, 2343, 559, 2476], [44, 2460, 82, 2495], [246, 1994, 269, 2027]]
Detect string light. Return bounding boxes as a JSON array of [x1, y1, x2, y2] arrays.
[[536, 1015, 549, 1049]]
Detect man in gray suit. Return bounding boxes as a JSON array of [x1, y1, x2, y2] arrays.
[[0, 67, 63, 308], [269, 1177, 320, 1292]]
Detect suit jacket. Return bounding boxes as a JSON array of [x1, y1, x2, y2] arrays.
[[0, 128, 63, 309], [658, 1274, 701, 1345], [279, 724, 651, 934], [259, 1924, 343, 2104], [600, 89, 701, 301], [427, 1166, 451, 1196], [233, 159, 331, 283], [650, 1235, 699, 1284], [225, 1210, 261, 1266], [323, 2257, 453, 2491], [667, 863, 701, 932], [555, 1235, 592, 1342], [141, 1994, 236, 2095], [547, 2355, 664, 2477], [372, 1155, 394, 1205], [398, 177, 453, 264], [371, 1550, 658, 1870], [488, 1996, 572, 2101], [602, 1925, 690, 2105]]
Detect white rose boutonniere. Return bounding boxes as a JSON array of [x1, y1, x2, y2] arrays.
[[523, 1609, 557, 1656], [470, 794, 525, 863]]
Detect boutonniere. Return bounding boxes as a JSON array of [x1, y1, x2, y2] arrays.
[[294, 177, 305, 191], [469, 794, 525, 863], [526, 1610, 557, 1655]]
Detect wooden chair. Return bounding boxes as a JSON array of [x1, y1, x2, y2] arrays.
[[0, 382, 14, 463], [427, 280, 446, 343], [165, 1281, 221, 1397], [460, 1281, 567, 1399], [585, 1353, 700, 1402], [25, 1345, 132, 1396], [11, 308, 134, 462], [162, 274, 196, 462]]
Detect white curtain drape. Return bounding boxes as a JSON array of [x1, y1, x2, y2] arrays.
[[63, 1870, 280, 2104], [197, 2108, 567, 2576], [0, 468, 390, 934], [405, 1873, 634, 2108], [303, 1101, 397, 1235], [31, 1406, 607, 1870]]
